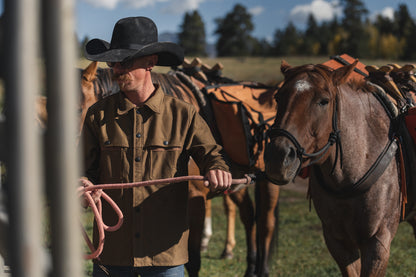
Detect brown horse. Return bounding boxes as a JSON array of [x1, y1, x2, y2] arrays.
[[80, 61, 280, 277], [264, 60, 416, 276]]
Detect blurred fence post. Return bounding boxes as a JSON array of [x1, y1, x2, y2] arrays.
[[43, 0, 83, 276], [3, 0, 82, 275], [3, 0, 45, 276]]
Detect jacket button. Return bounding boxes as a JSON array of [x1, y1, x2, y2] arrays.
[[135, 156, 141, 162], [136, 133, 141, 138], [104, 140, 111, 145], [136, 109, 141, 114], [163, 141, 168, 145]]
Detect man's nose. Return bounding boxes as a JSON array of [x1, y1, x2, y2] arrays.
[[111, 63, 125, 74]]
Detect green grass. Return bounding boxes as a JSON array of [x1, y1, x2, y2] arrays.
[[74, 55, 416, 276], [76, 56, 416, 88], [80, 184, 416, 276]]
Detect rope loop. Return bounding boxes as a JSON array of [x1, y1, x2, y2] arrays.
[[79, 175, 255, 260]]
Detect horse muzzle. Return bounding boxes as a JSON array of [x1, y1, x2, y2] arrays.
[[264, 137, 301, 185]]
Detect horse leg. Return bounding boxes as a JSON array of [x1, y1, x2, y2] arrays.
[[323, 229, 361, 277], [186, 194, 206, 277], [220, 195, 236, 259], [360, 232, 393, 277], [254, 179, 280, 277], [201, 199, 212, 252], [229, 188, 257, 277]]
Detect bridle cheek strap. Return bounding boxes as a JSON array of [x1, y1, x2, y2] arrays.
[[266, 98, 343, 177]]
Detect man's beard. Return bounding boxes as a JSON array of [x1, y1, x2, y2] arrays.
[[113, 73, 132, 91]]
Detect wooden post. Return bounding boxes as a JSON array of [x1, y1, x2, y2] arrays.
[[3, 0, 45, 276], [43, 0, 83, 276]]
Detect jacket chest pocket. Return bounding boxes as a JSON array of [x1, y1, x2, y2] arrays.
[[100, 146, 129, 182], [148, 145, 182, 180], [100, 130, 130, 183]]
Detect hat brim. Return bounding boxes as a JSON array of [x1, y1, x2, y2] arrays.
[[85, 38, 184, 67]]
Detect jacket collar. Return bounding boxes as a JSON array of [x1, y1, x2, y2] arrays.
[[117, 84, 164, 115]]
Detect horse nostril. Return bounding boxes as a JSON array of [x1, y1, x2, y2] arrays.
[[284, 146, 296, 167], [288, 146, 296, 160]]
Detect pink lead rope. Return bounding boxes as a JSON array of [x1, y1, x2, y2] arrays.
[[79, 175, 254, 260]]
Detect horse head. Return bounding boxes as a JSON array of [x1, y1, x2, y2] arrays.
[[264, 60, 357, 185]]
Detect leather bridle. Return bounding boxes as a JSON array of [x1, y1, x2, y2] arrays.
[[266, 97, 343, 177], [266, 91, 399, 198]]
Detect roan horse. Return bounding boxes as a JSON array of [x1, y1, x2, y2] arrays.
[[264, 60, 416, 276], [80, 61, 280, 277]]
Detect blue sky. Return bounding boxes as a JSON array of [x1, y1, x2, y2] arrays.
[[2, 0, 416, 44], [74, 0, 416, 43]]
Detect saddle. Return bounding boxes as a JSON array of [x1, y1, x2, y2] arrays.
[[326, 54, 416, 220], [204, 83, 278, 169], [178, 58, 278, 171]]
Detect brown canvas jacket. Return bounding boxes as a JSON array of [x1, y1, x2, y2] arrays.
[[81, 85, 228, 267]]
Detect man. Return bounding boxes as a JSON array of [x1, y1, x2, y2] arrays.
[[82, 16, 232, 277]]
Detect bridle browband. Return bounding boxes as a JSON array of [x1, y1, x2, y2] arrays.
[[266, 97, 343, 177]]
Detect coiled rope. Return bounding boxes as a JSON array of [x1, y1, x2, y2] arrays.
[[78, 175, 253, 260]]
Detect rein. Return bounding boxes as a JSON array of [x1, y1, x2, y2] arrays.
[[267, 98, 343, 176], [79, 174, 254, 260]]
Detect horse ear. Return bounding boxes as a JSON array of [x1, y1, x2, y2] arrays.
[[332, 60, 358, 86], [281, 60, 292, 75], [82, 61, 98, 82]]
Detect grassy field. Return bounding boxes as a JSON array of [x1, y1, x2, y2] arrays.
[[194, 183, 416, 277], [3, 55, 415, 276], [82, 179, 416, 277], [78, 56, 416, 276], [77, 55, 416, 87]]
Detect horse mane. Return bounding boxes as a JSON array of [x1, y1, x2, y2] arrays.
[[283, 63, 376, 96], [151, 71, 188, 100], [95, 68, 119, 99]]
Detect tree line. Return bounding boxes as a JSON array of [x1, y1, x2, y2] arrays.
[[178, 0, 416, 60], [76, 0, 416, 60]]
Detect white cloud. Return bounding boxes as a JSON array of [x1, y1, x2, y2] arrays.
[[84, 0, 119, 9], [126, 0, 169, 9], [161, 0, 205, 14], [83, 0, 169, 10], [289, 0, 342, 26], [249, 6, 264, 17], [370, 6, 395, 21]]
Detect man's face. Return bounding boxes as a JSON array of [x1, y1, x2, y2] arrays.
[[109, 55, 157, 92]]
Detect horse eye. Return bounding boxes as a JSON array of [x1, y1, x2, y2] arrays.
[[318, 98, 329, 106]]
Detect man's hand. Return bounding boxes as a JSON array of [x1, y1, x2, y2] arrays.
[[80, 178, 102, 208], [204, 169, 232, 191]]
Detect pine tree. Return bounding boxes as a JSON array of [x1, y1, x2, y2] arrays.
[[178, 11, 207, 57], [214, 4, 254, 57], [340, 0, 369, 57], [393, 4, 416, 59], [273, 22, 302, 56], [303, 14, 321, 55]]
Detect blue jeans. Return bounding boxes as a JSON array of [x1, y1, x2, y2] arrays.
[[92, 263, 185, 277]]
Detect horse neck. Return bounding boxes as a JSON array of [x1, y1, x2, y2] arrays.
[[321, 84, 391, 184]]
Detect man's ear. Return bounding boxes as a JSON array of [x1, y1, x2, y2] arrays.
[[148, 55, 158, 69]]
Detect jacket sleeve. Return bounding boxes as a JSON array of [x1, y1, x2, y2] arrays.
[[186, 109, 229, 175]]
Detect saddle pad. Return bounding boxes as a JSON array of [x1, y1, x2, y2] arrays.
[[322, 54, 368, 81], [206, 84, 277, 169], [405, 107, 416, 145]]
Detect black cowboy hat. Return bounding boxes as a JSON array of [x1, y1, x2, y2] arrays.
[[85, 16, 184, 66]]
